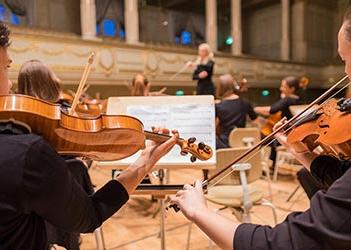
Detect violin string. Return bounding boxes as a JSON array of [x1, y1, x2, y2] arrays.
[[206, 81, 351, 190]]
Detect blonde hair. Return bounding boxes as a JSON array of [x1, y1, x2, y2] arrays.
[[195, 43, 214, 65]]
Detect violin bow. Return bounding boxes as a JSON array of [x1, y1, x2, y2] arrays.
[[70, 52, 95, 115], [203, 75, 349, 189], [82, 84, 91, 94], [168, 75, 350, 212], [169, 63, 189, 80]]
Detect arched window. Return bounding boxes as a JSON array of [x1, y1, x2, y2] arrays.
[[0, 4, 5, 21], [181, 30, 192, 45], [102, 18, 117, 37], [10, 12, 20, 25], [96, 0, 124, 39], [0, 2, 23, 26]]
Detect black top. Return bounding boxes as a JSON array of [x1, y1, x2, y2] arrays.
[[310, 155, 351, 189], [0, 133, 129, 250], [193, 60, 215, 88], [216, 98, 257, 137], [215, 98, 257, 148], [234, 156, 351, 250], [270, 96, 300, 119]]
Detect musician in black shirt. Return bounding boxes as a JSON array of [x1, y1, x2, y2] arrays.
[[215, 74, 258, 148], [17, 59, 95, 249], [0, 22, 179, 250], [255, 76, 301, 162], [187, 43, 215, 96], [255, 76, 300, 120], [170, 8, 351, 249]]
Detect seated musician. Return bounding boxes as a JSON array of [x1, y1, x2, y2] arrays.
[[254, 76, 300, 120], [131, 73, 167, 96], [215, 74, 258, 149], [255, 76, 301, 164], [170, 9, 351, 250], [17, 59, 95, 249], [0, 22, 179, 250]]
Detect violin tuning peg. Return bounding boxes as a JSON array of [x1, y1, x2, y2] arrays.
[[337, 98, 345, 106], [190, 156, 197, 162], [188, 137, 196, 143], [198, 142, 206, 150], [180, 151, 188, 156], [338, 98, 351, 112]]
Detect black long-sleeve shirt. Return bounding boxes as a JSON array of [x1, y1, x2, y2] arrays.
[[270, 96, 300, 119], [215, 98, 258, 137], [215, 98, 257, 148], [234, 157, 351, 250], [193, 60, 215, 95], [0, 133, 129, 250]]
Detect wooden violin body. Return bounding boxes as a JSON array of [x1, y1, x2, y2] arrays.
[[0, 94, 213, 161], [260, 111, 282, 137], [287, 98, 351, 160], [0, 94, 145, 161]]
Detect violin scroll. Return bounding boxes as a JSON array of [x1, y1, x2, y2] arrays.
[[179, 137, 213, 162], [144, 131, 213, 162]]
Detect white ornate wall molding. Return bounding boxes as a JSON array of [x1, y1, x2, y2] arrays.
[[8, 27, 343, 89]]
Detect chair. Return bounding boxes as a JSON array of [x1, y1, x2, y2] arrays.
[[230, 131, 273, 201], [228, 127, 261, 148], [94, 228, 106, 250], [273, 146, 303, 182], [261, 146, 273, 201], [186, 148, 277, 249]]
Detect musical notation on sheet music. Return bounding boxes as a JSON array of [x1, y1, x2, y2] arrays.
[[125, 103, 215, 163], [106, 95, 216, 165]]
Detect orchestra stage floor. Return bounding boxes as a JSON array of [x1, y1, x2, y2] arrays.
[[80, 165, 309, 250]]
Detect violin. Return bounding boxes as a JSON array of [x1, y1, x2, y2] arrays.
[[287, 98, 351, 160], [169, 75, 351, 211], [0, 94, 213, 162], [260, 111, 282, 137]]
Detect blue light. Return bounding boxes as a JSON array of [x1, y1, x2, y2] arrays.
[[119, 28, 125, 38], [103, 19, 116, 37], [181, 31, 192, 45], [262, 90, 270, 97], [225, 36, 233, 45], [0, 4, 5, 21], [10, 13, 20, 25]]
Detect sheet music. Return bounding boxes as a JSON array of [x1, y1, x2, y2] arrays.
[[118, 101, 216, 164]]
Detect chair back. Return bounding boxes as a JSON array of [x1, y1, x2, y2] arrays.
[[210, 147, 262, 185], [228, 127, 260, 148]]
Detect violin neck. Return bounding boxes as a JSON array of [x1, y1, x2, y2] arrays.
[[144, 131, 183, 145]]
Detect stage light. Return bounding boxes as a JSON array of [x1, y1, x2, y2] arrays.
[[225, 36, 233, 45], [262, 90, 270, 97], [176, 90, 184, 96]]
